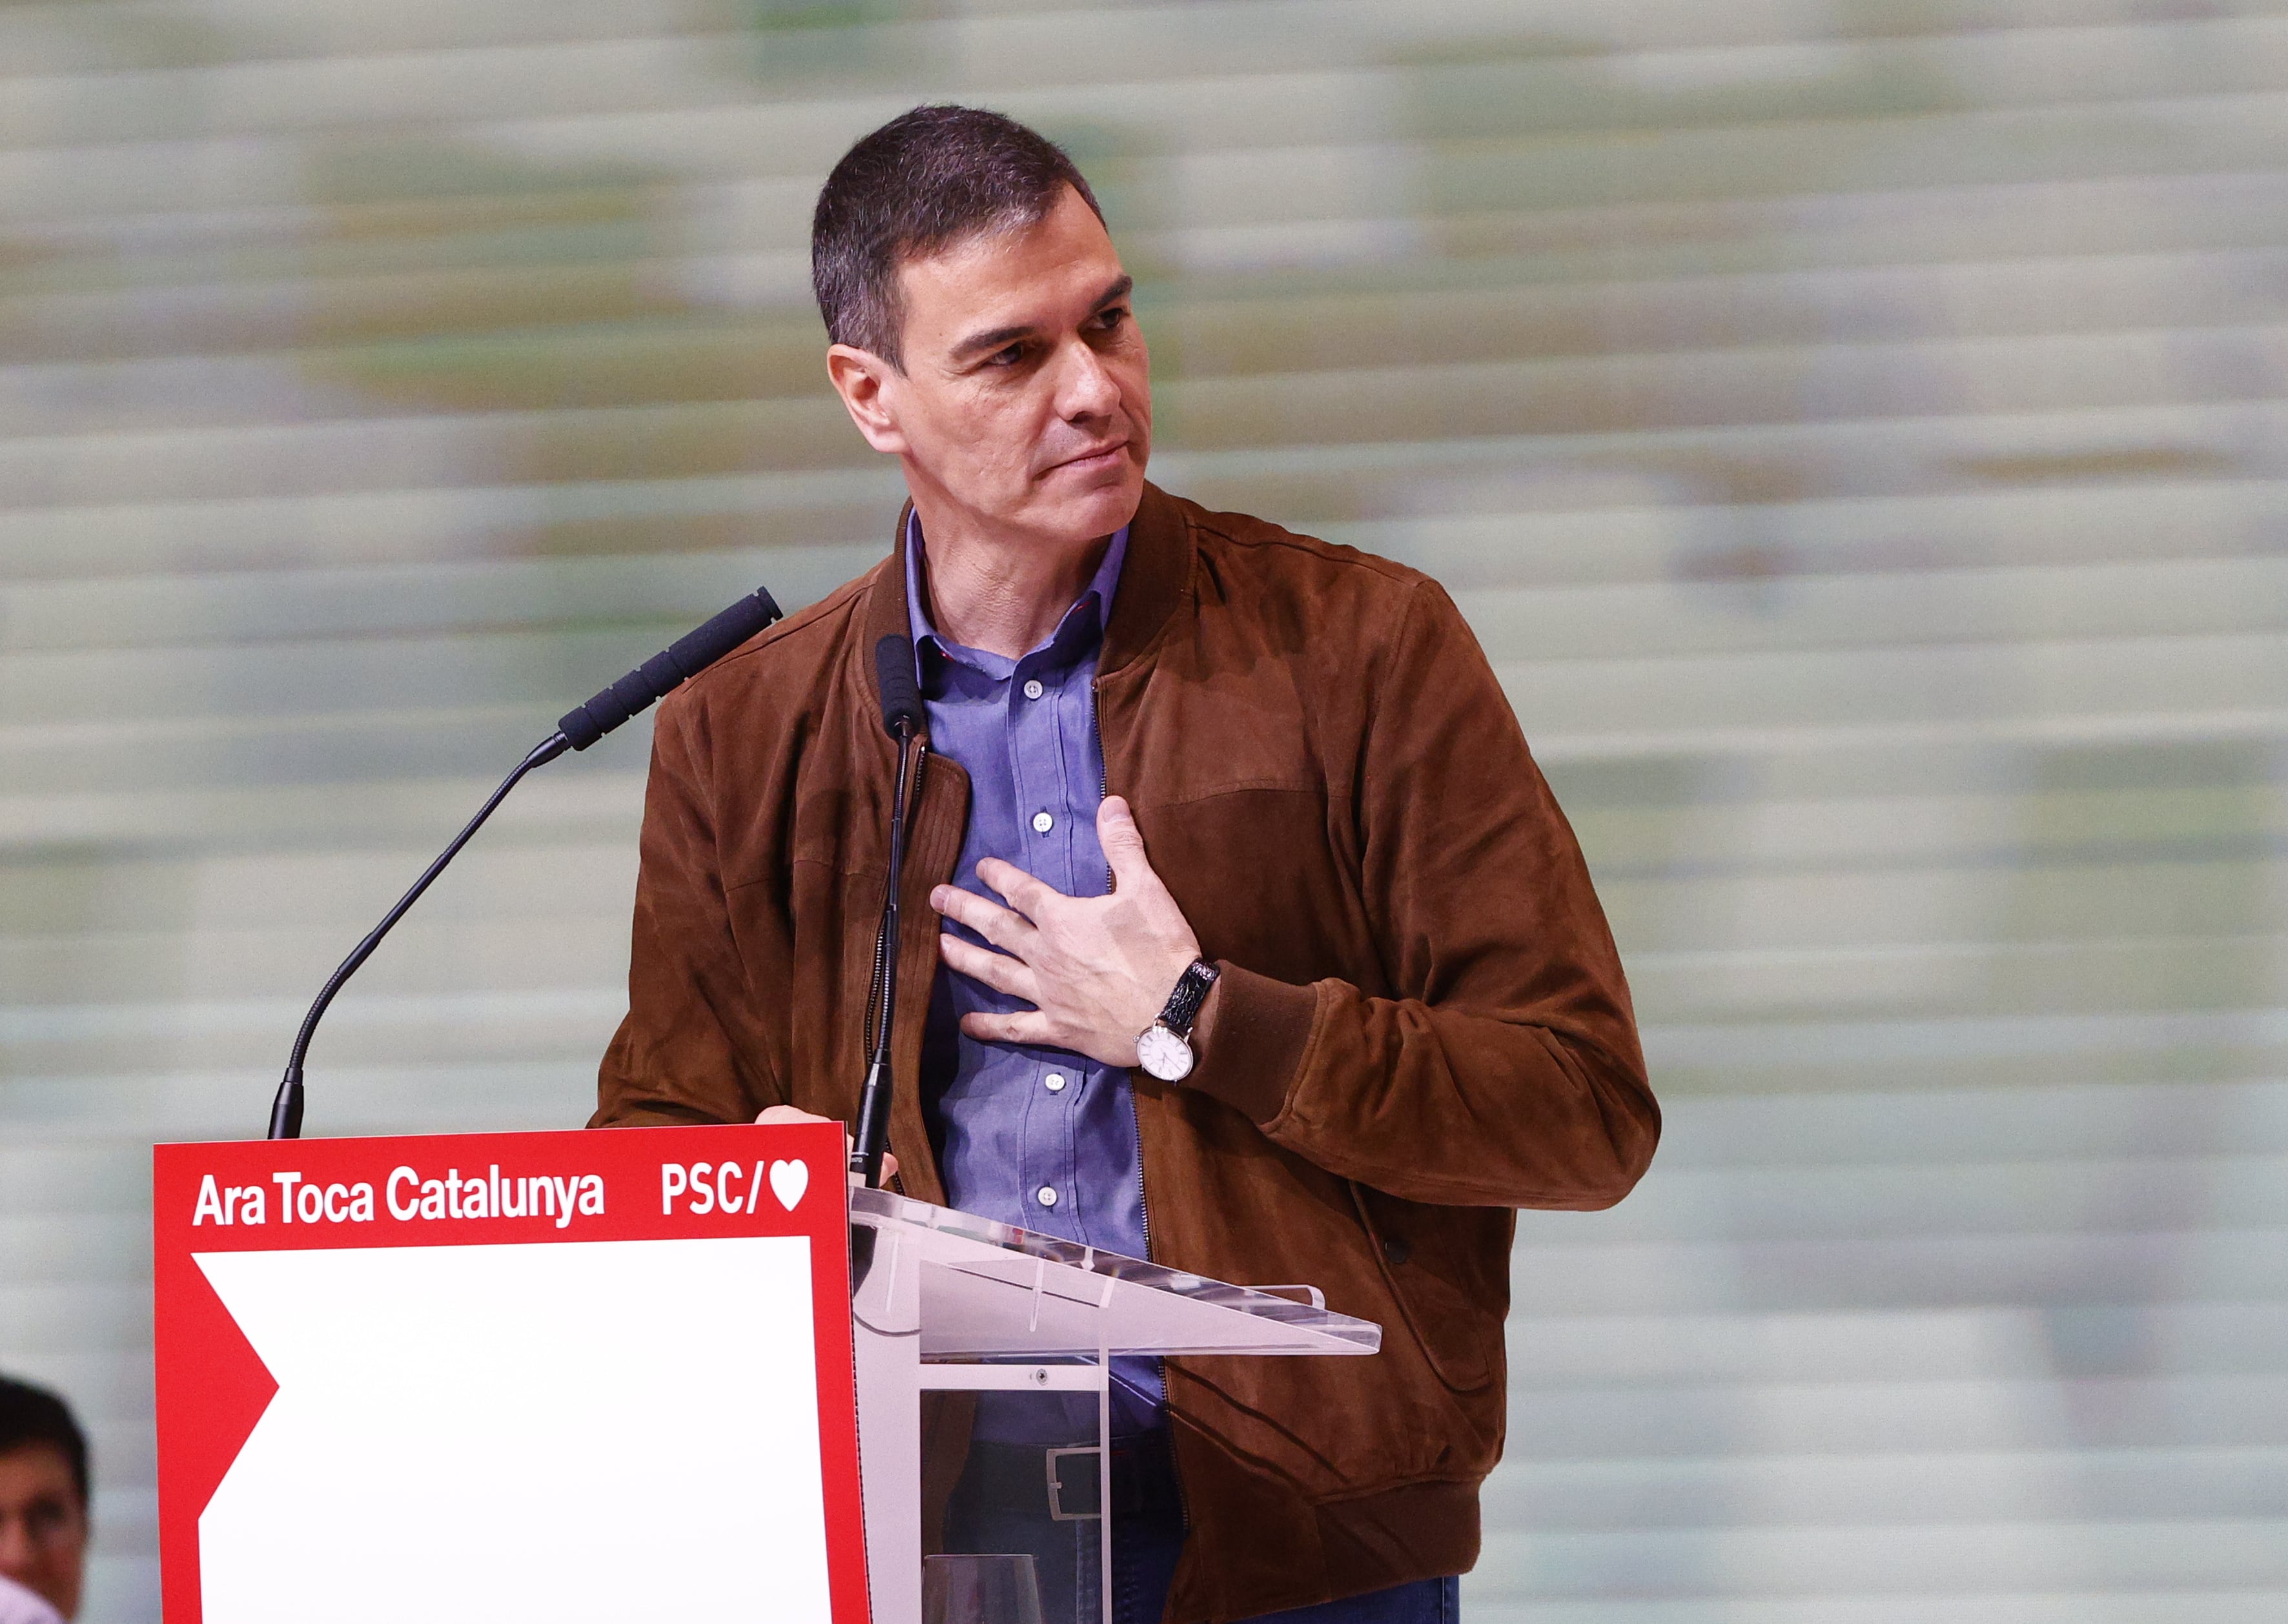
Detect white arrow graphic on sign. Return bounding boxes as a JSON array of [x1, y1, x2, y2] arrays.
[[195, 1237, 830, 1624]]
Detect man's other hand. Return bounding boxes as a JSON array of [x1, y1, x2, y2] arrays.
[[753, 1104, 898, 1188], [931, 795, 1201, 1068]]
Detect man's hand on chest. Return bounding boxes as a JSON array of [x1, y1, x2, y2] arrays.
[[930, 795, 1201, 1068]]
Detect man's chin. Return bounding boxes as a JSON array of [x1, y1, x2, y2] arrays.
[[1033, 459, 1145, 540]]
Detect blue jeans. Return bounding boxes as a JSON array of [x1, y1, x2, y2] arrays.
[[945, 1436, 1459, 1624]]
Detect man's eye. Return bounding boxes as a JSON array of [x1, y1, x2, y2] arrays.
[[988, 343, 1026, 367], [1096, 306, 1129, 330]]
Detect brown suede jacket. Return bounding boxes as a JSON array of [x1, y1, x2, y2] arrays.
[[593, 482, 1656, 1621]]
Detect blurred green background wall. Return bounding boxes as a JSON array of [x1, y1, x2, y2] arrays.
[[4, 1, 2286, 1618]]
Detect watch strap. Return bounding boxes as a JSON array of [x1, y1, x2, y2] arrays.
[[1158, 959, 1220, 1040]]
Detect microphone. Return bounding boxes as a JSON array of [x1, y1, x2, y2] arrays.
[[266, 585, 784, 1140], [875, 632, 923, 738], [557, 587, 782, 749], [848, 636, 921, 1191]]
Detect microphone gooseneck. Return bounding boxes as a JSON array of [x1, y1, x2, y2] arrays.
[[849, 635, 922, 1191], [267, 734, 567, 1141], [267, 586, 784, 1140]]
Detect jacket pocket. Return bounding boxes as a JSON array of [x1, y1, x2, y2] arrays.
[[1349, 1184, 1507, 1394]]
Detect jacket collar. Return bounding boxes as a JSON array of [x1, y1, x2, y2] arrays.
[[859, 480, 1190, 706]]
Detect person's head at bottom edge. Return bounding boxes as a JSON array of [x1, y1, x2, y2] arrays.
[[0, 1377, 87, 1621]]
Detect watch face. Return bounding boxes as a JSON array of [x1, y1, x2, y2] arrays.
[[1136, 1024, 1194, 1082]]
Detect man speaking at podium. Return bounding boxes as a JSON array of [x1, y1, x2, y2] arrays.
[[594, 107, 1657, 1623]]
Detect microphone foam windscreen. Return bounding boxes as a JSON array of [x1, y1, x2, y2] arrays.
[[558, 585, 782, 749], [875, 635, 923, 737]]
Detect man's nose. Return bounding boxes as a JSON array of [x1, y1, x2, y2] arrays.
[[1054, 339, 1121, 421], [0, 1514, 36, 1576]]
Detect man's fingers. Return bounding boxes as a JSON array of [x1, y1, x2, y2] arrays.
[[832, 1128, 899, 1190], [930, 882, 1034, 949], [939, 933, 1036, 1000], [754, 1111, 900, 1189], [974, 857, 1057, 917], [1097, 795, 1156, 891], [959, 1008, 1057, 1048], [757, 1104, 835, 1126]]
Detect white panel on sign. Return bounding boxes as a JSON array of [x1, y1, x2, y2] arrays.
[[194, 1236, 828, 1624]]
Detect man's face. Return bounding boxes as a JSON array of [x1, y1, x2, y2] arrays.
[[0, 1445, 85, 1619], [833, 185, 1151, 548]]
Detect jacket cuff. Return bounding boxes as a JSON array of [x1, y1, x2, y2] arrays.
[[1183, 962, 1318, 1126]]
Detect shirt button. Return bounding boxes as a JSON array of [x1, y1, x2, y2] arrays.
[[1045, 1072, 1067, 1093], [1032, 811, 1054, 834], [1023, 678, 1045, 700], [1036, 1186, 1059, 1208]]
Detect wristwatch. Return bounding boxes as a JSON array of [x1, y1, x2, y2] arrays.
[[1136, 959, 1220, 1082]]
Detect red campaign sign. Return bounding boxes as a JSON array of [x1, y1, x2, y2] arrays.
[[152, 1122, 868, 1624]]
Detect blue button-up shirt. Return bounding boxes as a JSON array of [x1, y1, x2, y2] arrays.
[[906, 514, 1163, 1441]]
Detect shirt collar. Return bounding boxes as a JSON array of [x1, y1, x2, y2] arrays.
[[904, 510, 1129, 680]]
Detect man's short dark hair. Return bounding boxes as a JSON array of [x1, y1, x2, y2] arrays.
[[812, 105, 1103, 369], [0, 1375, 88, 1507]]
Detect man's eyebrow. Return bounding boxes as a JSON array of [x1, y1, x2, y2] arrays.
[[950, 321, 1036, 363], [948, 276, 1136, 363]]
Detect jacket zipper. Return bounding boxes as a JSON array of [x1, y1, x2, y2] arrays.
[[1096, 676, 1190, 1532], [1094, 682, 1139, 1252]]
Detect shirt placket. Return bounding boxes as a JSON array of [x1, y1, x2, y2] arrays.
[[1047, 658, 1101, 1250], [1009, 650, 1077, 1233]]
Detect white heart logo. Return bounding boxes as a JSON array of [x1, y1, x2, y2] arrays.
[[768, 1159, 809, 1212]]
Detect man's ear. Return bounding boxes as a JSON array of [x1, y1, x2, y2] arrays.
[[826, 343, 908, 454]]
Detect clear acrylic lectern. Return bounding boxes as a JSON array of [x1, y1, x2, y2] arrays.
[[848, 1188, 1380, 1624]]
